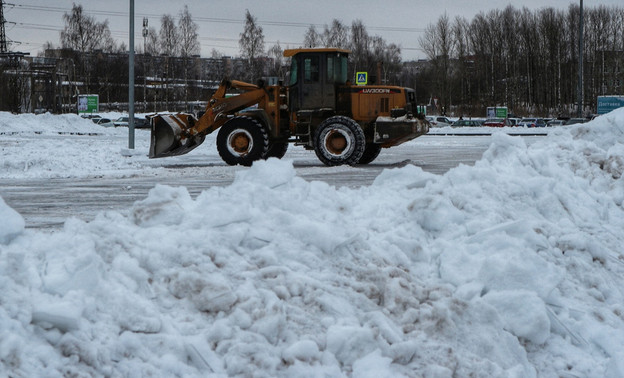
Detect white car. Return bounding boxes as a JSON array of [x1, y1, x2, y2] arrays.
[[92, 118, 114, 127], [113, 116, 149, 128], [113, 117, 129, 127], [426, 116, 452, 127], [547, 119, 565, 126]]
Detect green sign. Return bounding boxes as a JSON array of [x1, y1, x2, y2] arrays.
[[356, 72, 368, 85], [77, 94, 99, 114], [486, 106, 508, 118], [416, 105, 427, 115], [597, 96, 624, 115]]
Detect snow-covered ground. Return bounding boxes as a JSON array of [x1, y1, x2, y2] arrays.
[[1, 110, 624, 377]]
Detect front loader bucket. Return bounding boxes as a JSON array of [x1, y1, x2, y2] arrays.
[[149, 114, 205, 158], [374, 115, 430, 147]]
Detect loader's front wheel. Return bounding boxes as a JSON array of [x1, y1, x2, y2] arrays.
[[217, 116, 269, 166], [314, 116, 365, 166]]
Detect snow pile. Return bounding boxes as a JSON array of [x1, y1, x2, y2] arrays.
[[1, 110, 624, 376], [0, 112, 153, 178], [0, 197, 24, 244], [0, 112, 116, 135], [428, 124, 550, 135]]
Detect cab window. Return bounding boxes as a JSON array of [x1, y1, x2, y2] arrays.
[[289, 58, 298, 85], [304, 56, 319, 83], [327, 55, 348, 84]]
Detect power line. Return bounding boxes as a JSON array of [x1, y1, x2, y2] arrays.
[[14, 3, 425, 34], [12, 3, 426, 55]]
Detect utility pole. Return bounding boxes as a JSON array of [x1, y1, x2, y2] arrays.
[[0, 0, 8, 53], [128, 0, 135, 149], [142, 17, 148, 112], [577, 0, 584, 118]]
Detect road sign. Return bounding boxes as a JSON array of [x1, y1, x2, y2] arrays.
[[597, 96, 624, 115], [486, 106, 508, 118], [77, 94, 99, 114], [356, 72, 367, 85]]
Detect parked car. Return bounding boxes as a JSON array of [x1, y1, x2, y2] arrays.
[[426, 116, 452, 127], [517, 118, 546, 127], [547, 119, 565, 126], [81, 114, 101, 120], [91, 117, 114, 127], [483, 118, 513, 127], [508, 118, 522, 126], [113, 116, 149, 128], [134, 118, 150, 129], [113, 116, 129, 127], [564, 118, 587, 125], [452, 119, 483, 127]]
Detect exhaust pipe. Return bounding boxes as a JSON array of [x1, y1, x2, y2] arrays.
[[149, 114, 205, 158]]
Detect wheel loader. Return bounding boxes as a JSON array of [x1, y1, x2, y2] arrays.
[[149, 48, 429, 166]]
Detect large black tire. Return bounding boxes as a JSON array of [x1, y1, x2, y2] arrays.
[[313, 116, 365, 166], [358, 143, 382, 164], [217, 116, 269, 166], [265, 141, 289, 159]]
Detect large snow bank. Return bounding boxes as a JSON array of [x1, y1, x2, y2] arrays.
[[0, 112, 116, 135], [0, 112, 151, 178], [1, 109, 624, 377]]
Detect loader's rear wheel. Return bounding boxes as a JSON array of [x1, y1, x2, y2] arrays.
[[313, 116, 365, 166], [357, 143, 382, 164], [265, 141, 289, 159], [217, 116, 269, 166]]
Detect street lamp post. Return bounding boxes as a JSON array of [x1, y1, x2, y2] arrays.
[[143, 17, 148, 112], [577, 0, 584, 118], [128, 0, 135, 149]]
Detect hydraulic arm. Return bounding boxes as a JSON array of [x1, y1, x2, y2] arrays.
[[149, 79, 267, 158]]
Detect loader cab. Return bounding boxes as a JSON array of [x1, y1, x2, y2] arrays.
[[284, 48, 350, 112]]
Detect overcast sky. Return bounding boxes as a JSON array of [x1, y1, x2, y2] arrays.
[[4, 0, 621, 61]]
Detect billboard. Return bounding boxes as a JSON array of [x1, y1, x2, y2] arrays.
[[597, 96, 624, 115], [486, 106, 508, 118], [77, 94, 99, 114]]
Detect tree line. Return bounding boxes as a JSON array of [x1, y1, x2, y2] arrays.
[[54, 5, 404, 84], [3, 4, 623, 115], [418, 4, 624, 117], [238, 10, 403, 85]]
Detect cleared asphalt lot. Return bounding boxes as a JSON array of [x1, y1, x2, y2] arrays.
[[1, 135, 542, 229]]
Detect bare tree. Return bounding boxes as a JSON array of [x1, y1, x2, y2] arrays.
[[452, 16, 472, 114], [60, 4, 116, 53], [178, 5, 200, 107], [60, 4, 118, 92], [419, 13, 454, 114], [379, 40, 403, 85], [159, 14, 179, 57], [350, 20, 370, 74], [501, 6, 520, 111], [178, 6, 200, 57], [303, 25, 321, 48], [239, 9, 265, 82], [159, 14, 179, 109], [267, 42, 285, 80], [323, 19, 348, 48], [145, 27, 160, 55]]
